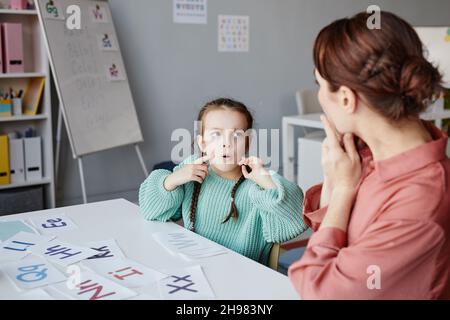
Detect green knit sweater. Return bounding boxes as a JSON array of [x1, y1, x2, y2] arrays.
[[139, 155, 307, 265]]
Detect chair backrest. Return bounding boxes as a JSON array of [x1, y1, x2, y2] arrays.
[[296, 89, 322, 115], [268, 243, 281, 271]]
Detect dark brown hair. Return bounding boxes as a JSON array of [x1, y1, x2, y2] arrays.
[[188, 98, 253, 233], [313, 11, 443, 121]]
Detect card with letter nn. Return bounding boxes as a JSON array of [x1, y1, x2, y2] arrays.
[[51, 271, 137, 300]]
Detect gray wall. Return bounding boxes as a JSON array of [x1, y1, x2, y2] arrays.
[[55, 0, 450, 206]]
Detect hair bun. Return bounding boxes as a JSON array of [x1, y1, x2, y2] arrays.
[[399, 56, 443, 114]]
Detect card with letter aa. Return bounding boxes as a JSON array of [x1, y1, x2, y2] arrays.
[[85, 239, 126, 261], [29, 214, 78, 235], [1, 256, 66, 291], [157, 265, 215, 300], [82, 258, 167, 288], [51, 271, 137, 300], [30, 240, 98, 267], [0, 232, 55, 262]]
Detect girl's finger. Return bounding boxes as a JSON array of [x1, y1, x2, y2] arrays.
[[321, 115, 341, 147], [194, 170, 207, 179], [191, 176, 204, 184], [194, 152, 214, 165]]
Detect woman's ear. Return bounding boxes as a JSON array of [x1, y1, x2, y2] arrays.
[[338, 86, 357, 114]]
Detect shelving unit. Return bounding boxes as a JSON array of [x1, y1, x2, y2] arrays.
[[0, 7, 55, 208]]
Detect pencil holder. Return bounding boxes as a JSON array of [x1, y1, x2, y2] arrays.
[[12, 98, 23, 116], [0, 99, 12, 117]]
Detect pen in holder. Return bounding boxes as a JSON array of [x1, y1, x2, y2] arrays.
[[12, 97, 23, 116]]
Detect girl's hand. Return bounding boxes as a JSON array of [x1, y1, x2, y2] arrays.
[[239, 157, 276, 190], [164, 154, 213, 191], [321, 115, 362, 196]]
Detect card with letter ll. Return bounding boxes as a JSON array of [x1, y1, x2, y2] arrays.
[[1, 256, 66, 291], [0, 231, 55, 262]]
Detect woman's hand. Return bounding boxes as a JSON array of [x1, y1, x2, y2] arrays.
[[239, 157, 276, 190], [319, 115, 362, 232], [164, 154, 213, 191], [321, 116, 362, 193], [321, 115, 362, 197]]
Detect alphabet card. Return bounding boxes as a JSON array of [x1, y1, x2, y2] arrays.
[[90, 2, 108, 23], [1, 256, 66, 291], [29, 214, 79, 235], [153, 231, 228, 260], [85, 239, 126, 261], [0, 220, 37, 241], [98, 33, 118, 51], [106, 62, 126, 81], [42, 0, 65, 20], [30, 241, 98, 267], [157, 265, 215, 300], [0, 232, 55, 262], [51, 271, 137, 300], [82, 258, 167, 288]]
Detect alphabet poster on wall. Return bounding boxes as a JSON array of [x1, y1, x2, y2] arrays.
[[173, 0, 207, 24], [218, 15, 250, 52]]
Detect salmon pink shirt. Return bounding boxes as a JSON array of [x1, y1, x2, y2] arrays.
[[288, 122, 450, 299]]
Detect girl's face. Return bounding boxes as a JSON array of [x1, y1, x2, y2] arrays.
[[198, 109, 249, 173]]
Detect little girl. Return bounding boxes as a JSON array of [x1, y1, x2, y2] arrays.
[[139, 98, 306, 265]]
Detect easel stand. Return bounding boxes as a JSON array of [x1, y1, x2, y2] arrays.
[[55, 105, 149, 204]]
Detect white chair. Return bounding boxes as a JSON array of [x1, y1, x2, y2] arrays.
[[295, 89, 324, 138]]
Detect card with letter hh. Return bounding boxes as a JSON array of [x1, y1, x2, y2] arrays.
[[30, 240, 98, 267]]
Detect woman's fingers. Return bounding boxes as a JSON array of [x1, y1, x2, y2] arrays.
[[343, 133, 359, 161], [321, 115, 341, 147]]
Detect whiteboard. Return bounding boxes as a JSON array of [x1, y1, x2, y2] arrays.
[[36, 0, 143, 157], [415, 27, 450, 88]]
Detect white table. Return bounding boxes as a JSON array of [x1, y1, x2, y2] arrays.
[[282, 106, 450, 182], [0, 199, 299, 300]]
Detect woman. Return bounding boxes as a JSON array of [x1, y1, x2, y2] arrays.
[[288, 11, 450, 299]]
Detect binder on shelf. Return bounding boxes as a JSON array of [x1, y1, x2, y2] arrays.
[[0, 99, 12, 117], [1, 23, 25, 73], [0, 135, 10, 185], [24, 137, 42, 182], [0, 27, 3, 74], [23, 78, 45, 115], [9, 138, 26, 184]]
